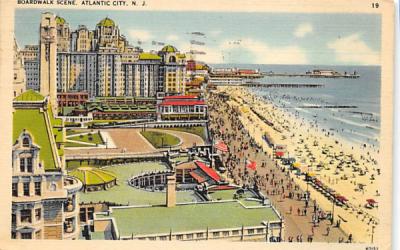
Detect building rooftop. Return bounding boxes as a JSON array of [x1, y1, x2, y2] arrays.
[[77, 163, 198, 206], [69, 167, 117, 186], [97, 17, 115, 27], [56, 16, 66, 25], [14, 90, 45, 102], [13, 109, 57, 170], [139, 53, 161, 60], [159, 100, 205, 106], [161, 45, 177, 53], [98, 201, 280, 236], [164, 95, 198, 100]]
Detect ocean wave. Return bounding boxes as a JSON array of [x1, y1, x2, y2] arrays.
[[294, 107, 311, 114], [331, 116, 380, 130]]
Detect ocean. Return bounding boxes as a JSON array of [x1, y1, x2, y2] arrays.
[[211, 64, 381, 148]]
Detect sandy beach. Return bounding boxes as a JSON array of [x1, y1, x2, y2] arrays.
[[209, 86, 380, 243]]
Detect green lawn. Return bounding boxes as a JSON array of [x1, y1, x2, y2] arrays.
[[78, 162, 198, 206], [69, 132, 104, 144], [66, 160, 102, 170], [65, 142, 93, 148], [140, 131, 180, 148], [13, 109, 57, 170], [209, 189, 259, 204], [209, 190, 238, 201], [99, 202, 279, 236], [66, 129, 89, 136], [165, 126, 207, 141]]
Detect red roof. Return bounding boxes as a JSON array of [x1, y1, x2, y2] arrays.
[[164, 95, 198, 100], [189, 171, 206, 183], [195, 161, 221, 182], [159, 100, 205, 106]]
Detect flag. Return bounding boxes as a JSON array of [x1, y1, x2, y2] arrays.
[[246, 160, 257, 170]]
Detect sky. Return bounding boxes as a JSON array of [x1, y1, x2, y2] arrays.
[[14, 9, 381, 66]]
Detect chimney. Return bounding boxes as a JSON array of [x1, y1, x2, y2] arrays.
[[166, 175, 176, 207]]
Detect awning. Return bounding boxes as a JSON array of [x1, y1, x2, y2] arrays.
[[189, 171, 206, 183], [275, 151, 285, 157], [366, 199, 377, 204], [195, 161, 221, 182]]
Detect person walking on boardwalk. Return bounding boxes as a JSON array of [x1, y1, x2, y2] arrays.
[[326, 226, 331, 236]]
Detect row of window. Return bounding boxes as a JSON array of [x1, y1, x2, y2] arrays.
[[19, 157, 33, 173], [12, 181, 41, 197], [12, 208, 41, 224], [139, 228, 265, 240], [11, 230, 41, 239]]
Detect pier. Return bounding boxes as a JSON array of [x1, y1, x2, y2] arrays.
[[298, 105, 358, 109], [243, 83, 324, 88]]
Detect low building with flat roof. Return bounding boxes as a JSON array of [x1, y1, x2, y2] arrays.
[[92, 201, 283, 241]]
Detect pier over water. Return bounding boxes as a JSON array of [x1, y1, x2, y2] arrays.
[[243, 83, 324, 88]]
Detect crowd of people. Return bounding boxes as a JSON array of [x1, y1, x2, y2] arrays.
[[207, 91, 352, 243]]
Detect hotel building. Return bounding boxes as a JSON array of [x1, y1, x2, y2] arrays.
[[21, 13, 187, 98]]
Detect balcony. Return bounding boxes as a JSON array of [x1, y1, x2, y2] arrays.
[[64, 176, 83, 194]]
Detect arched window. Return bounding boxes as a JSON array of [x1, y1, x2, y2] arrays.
[[169, 56, 176, 63], [22, 137, 30, 147], [50, 183, 57, 191]]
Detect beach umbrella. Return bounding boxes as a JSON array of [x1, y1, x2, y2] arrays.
[[245, 160, 257, 170], [293, 162, 301, 168], [215, 140, 228, 152]]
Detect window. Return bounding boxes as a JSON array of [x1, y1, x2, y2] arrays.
[[11, 214, 16, 224], [88, 207, 94, 220], [27, 158, 33, 173], [34, 182, 41, 196], [176, 234, 183, 240], [247, 229, 254, 235], [257, 228, 264, 234], [35, 208, 41, 221], [35, 230, 41, 239], [232, 230, 240, 236], [22, 137, 30, 147], [196, 233, 204, 238], [223, 231, 229, 237], [21, 232, 32, 239], [11, 232, 16, 239], [159, 236, 167, 241], [213, 232, 220, 237], [12, 183, 18, 197], [20, 209, 32, 223], [20, 158, 25, 172], [23, 183, 30, 196], [186, 234, 193, 240]]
